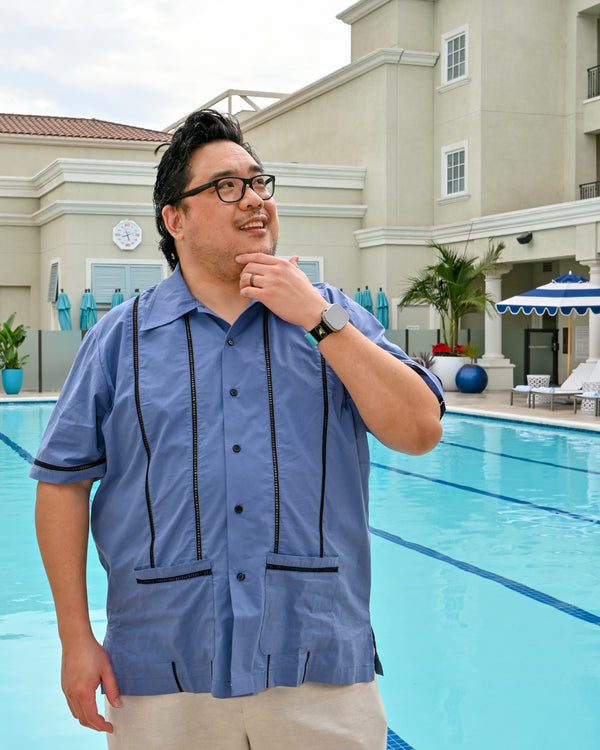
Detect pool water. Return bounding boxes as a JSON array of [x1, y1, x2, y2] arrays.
[[1, 403, 599, 749]]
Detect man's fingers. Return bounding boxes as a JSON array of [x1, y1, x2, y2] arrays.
[[76, 692, 114, 733], [103, 667, 122, 709]]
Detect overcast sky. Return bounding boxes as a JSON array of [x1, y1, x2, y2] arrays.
[[0, 0, 351, 131]]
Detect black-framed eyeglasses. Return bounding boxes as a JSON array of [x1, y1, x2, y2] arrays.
[[171, 174, 276, 204]]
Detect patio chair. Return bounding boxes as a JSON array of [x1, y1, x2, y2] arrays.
[[530, 386, 581, 411]]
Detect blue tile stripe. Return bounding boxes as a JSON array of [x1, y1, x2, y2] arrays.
[[441, 438, 600, 476], [387, 727, 416, 749], [371, 461, 600, 526], [0, 431, 34, 464], [370, 525, 600, 627]]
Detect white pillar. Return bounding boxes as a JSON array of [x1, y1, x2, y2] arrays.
[[479, 264, 515, 389], [582, 260, 600, 363]]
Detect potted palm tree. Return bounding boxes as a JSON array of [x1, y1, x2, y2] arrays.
[[398, 241, 504, 390], [0, 313, 30, 395]]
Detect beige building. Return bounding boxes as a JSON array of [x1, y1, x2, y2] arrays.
[[235, 0, 600, 388], [0, 115, 173, 332], [3, 0, 600, 389]]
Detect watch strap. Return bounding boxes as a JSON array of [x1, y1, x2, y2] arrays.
[[305, 321, 332, 345]]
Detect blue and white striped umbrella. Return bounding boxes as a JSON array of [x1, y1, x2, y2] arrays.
[[496, 272, 600, 316], [496, 272, 600, 376]]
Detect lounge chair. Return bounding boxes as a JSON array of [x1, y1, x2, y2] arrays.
[[510, 385, 533, 406], [530, 386, 581, 410]]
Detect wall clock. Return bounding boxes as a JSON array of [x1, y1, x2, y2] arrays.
[[113, 219, 142, 250]]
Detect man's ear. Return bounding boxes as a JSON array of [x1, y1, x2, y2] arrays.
[[162, 204, 184, 240]]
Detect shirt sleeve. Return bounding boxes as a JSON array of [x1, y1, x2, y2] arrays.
[[319, 285, 446, 418], [29, 328, 113, 484]]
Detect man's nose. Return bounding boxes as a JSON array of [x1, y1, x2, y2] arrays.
[[240, 184, 264, 208]]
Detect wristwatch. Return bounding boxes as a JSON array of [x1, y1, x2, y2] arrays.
[[305, 303, 349, 345]]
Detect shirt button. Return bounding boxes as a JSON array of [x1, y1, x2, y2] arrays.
[[232, 444, 241, 453], [227, 338, 234, 346], [237, 572, 245, 582], [230, 388, 238, 397], [234, 504, 243, 514]]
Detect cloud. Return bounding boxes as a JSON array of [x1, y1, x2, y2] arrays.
[[0, 0, 349, 129]]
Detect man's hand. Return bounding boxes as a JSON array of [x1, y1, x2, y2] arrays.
[[237, 253, 326, 330], [62, 635, 121, 733]]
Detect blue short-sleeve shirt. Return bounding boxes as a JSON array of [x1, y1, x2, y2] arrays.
[[31, 266, 444, 698]]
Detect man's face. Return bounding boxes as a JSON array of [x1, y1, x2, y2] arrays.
[[170, 140, 279, 282]]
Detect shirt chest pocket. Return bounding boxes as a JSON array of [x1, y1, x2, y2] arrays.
[[259, 552, 340, 656]]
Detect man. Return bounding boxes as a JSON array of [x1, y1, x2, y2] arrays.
[[33, 109, 444, 749]]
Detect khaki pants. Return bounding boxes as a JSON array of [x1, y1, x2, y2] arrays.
[[106, 680, 387, 750]]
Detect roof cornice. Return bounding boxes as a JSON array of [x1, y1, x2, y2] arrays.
[[354, 197, 600, 248], [35, 158, 157, 194], [0, 159, 365, 199], [336, 0, 391, 25], [243, 47, 437, 130]]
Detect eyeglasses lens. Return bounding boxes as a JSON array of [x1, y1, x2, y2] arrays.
[[216, 175, 275, 202]]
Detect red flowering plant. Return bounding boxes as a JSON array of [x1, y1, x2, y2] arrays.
[[432, 343, 465, 357]]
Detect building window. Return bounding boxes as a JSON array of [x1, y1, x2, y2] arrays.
[[90, 262, 164, 304], [442, 26, 468, 84], [297, 259, 322, 283], [442, 142, 468, 197], [47, 261, 59, 303]]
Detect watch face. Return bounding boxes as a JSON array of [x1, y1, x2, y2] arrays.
[[113, 220, 142, 250], [323, 303, 349, 331]]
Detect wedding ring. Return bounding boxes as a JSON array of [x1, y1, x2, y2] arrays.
[[249, 274, 255, 287]]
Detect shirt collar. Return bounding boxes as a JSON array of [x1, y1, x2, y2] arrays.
[[140, 265, 204, 331]]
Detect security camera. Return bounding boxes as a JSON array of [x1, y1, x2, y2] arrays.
[[516, 232, 533, 245]]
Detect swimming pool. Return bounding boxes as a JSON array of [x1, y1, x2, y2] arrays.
[[1, 402, 599, 749]]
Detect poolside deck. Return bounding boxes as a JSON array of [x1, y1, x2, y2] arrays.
[[444, 389, 600, 432], [3, 388, 600, 432]]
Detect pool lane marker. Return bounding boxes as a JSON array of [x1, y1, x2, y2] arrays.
[[441, 438, 600, 476], [370, 461, 600, 526], [0, 431, 34, 464], [370, 525, 600, 627]]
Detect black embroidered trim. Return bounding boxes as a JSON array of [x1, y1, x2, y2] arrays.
[[184, 314, 202, 560], [263, 309, 281, 554], [319, 356, 329, 557], [33, 456, 106, 472], [133, 295, 156, 568], [171, 662, 183, 692], [266, 563, 339, 573], [302, 651, 311, 683], [136, 569, 213, 584]]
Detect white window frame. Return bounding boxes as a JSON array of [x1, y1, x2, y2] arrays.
[[86, 258, 169, 305], [441, 25, 469, 84], [47, 259, 60, 303], [441, 141, 468, 198], [281, 255, 324, 283]]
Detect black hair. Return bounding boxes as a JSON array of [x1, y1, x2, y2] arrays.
[[153, 109, 259, 270]]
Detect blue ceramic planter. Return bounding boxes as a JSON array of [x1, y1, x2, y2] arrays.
[[2, 368, 23, 395], [455, 363, 488, 393]]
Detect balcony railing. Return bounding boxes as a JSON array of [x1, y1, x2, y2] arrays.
[[588, 65, 600, 99], [579, 181, 600, 199]]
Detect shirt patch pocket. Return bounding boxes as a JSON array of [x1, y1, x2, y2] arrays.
[[259, 552, 340, 656], [133, 559, 215, 663]]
